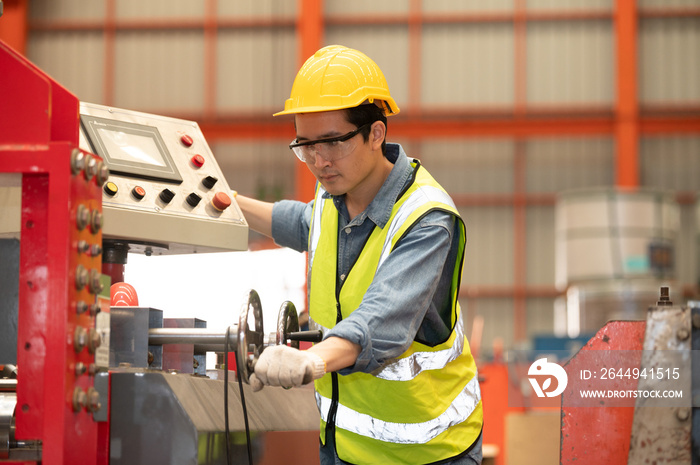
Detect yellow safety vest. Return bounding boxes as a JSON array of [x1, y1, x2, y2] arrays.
[[308, 160, 483, 464]]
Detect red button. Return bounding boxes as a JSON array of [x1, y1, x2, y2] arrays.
[[212, 192, 232, 211], [191, 154, 205, 168], [132, 186, 146, 200], [181, 134, 194, 147]]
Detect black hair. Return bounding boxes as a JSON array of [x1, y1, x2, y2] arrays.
[[344, 103, 388, 156]]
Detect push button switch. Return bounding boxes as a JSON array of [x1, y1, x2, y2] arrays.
[[202, 176, 218, 189], [132, 186, 146, 200], [211, 192, 232, 211], [159, 188, 175, 204], [191, 155, 205, 168], [186, 192, 202, 207], [104, 182, 118, 196], [180, 134, 194, 147]]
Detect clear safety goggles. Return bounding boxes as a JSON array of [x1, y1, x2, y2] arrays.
[[289, 123, 370, 163]]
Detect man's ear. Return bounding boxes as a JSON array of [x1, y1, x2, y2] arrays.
[[370, 121, 386, 151]]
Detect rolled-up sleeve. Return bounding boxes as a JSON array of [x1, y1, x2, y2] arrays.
[[271, 199, 313, 253]]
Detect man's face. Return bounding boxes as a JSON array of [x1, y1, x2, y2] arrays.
[[293, 110, 381, 198]]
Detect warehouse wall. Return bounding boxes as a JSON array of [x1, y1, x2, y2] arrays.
[[23, 0, 700, 357]]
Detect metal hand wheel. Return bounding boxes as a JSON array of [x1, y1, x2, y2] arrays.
[[276, 301, 300, 349], [237, 289, 264, 383]]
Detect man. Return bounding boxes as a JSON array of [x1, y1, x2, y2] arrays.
[[237, 45, 483, 465]]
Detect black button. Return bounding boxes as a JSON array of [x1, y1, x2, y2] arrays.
[[186, 192, 202, 207], [202, 176, 218, 189], [159, 188, 175, 204]]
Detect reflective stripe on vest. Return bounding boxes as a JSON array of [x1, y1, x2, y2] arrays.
[[375, 311, 465, 381], [316, 374, 481, 445], [377, 185, 456, 271], [310, 313, 463, 382], [308, 189, 327, 270]]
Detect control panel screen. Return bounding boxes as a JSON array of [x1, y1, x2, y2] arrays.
[[81, 115, 183, 183]]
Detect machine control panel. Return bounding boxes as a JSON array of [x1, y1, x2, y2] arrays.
[[79, 102, 248, 255]]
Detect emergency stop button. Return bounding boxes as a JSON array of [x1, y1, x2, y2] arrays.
[[211, 192, 232, 211]]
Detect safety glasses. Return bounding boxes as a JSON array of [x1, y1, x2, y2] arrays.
[[289, 123, 370, 163]]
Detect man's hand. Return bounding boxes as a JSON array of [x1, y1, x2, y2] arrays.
[[249, 345, 326, 392]]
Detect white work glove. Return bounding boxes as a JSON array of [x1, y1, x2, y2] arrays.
[[249, 345, 326, 392]]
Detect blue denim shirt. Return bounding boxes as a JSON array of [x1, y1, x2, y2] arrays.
[[271, 143, 460, 375]]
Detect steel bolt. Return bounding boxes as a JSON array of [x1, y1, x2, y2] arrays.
[[677, 407, 690, 421], [89, 303, 101, 316], [72, 387, 86, 412], [77, 240, 90, 254], [90, 244, 103, 257], [88, 269, 103, 294], [74, 327, 87, 353], [75, 265, 88, 291], [75, 301, 88, 315], [90, 210, 103, 234], [87, 328, 101, 354], [96, 161, 109, 186], [86, 387, 101, 413], [677, 327, 690, 341], [70, 149, 85, 175], [85, 157, 97, 181], [75, 362, 87, 376], [76, 205, 89, 231]]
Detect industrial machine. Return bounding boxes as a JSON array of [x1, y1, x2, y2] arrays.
[[560, 287, 699, 464], [0, 40, 319, 465]]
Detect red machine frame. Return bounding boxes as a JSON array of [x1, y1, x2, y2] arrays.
[[1, 40, 105, 464]]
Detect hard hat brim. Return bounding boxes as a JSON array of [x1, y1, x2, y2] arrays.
[[273, 99, 400, 117]]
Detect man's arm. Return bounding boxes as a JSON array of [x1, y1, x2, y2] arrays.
[[307, 336, 361, 372], [235, 194, 273, 237]]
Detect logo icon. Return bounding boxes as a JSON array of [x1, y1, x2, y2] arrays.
[[528, 358, 568, 398]]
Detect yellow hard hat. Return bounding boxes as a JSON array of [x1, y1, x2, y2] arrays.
[[274, 45, 400, 117]]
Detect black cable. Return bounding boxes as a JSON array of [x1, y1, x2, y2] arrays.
[[224, 325, 253, 465], [236, 343, 253, 465]]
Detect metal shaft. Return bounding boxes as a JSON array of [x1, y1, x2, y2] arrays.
[[148, 328, 239, 347], [148, 327, 323, 352], [0, 380, 17, 393]]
